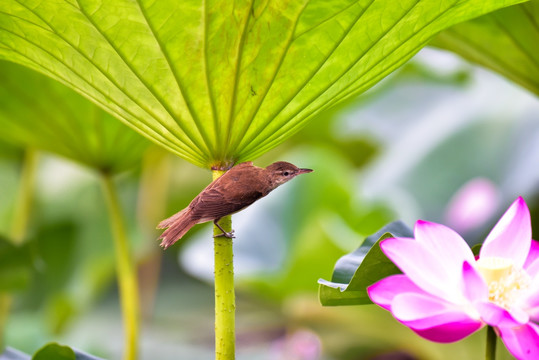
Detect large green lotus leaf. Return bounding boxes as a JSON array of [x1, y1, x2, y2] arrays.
[[433, 1, 539, 95], [0, 61, 148, 173], [0, 0, 525, 169]]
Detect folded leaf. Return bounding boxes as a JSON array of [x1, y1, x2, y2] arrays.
[[0, 0, 525, 168], [318, 221, 412, 306]]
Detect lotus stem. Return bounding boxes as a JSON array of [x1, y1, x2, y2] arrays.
[[136, 148, 171, 320], [0, 295, 11, 351], [1, 149, 38, 350], [486, 326, 496, 360], [212, 169, 235, 360], [11, 148, 38, 244], [101, 174, 140, 360]]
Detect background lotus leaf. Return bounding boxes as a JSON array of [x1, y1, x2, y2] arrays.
[[433, 1, 539, 96], [0, 61, 148, 174]]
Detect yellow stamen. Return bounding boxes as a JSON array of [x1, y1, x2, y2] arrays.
[[476, 257, 513, 284], [476, 257, 531, 309]]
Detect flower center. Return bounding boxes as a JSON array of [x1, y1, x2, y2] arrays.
[[475, 257, 531, 309]]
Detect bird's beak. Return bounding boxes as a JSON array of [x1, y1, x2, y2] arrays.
[[297, 168, 313, 174]]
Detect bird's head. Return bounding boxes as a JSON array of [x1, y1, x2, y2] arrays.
[[265, 161, 313, 187]]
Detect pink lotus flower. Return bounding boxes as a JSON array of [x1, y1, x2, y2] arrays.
[[368, 197, 539, 359]]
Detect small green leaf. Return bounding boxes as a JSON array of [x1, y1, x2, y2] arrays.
[[433, 1, 539, 96], [32, 343, 75, 360], [0, 235, 31, 292], [0, 0, 525, 168], [0, 61, 149, 174], [318, 221, 412, 306], [32, 343, 102, 360]]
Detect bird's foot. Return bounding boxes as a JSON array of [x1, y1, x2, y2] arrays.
[[213, 221, 235, 239], [213, 229, 235, 239]]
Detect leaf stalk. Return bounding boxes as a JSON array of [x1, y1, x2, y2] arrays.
[[212, 169, 235, 360], [0, 149, 38, 350], [101, 174, 140, 360], [11, 149, 38, 244], [486, 326, 497, 360]]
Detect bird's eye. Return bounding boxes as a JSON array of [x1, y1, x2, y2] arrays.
[[283, 171, 290, 176]]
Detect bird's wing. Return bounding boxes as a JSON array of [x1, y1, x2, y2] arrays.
[[189, 185, 263, 221], [201, 162, 254, 190], [188, 161, 265, 220]]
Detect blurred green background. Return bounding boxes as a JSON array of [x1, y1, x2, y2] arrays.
[[0, 43, 538, 359]]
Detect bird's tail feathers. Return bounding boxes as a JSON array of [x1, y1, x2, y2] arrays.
[[158, 208, 188, 229], [157, 209, 196, 249]]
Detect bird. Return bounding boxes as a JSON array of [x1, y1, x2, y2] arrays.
[[157, 161, 313, 249]]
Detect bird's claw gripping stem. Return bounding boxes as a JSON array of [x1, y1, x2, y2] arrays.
[[213, 222, 235, 239], [213, 231, 235, 239]]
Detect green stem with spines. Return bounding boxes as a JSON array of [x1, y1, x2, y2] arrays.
[[101, 174, 140, 360], [212, 169, 235, 360], [486, 326, 497, 360], [0, 149, 38, 351]]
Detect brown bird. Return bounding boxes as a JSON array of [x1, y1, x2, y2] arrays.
[[157, 161, 313, 248]]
